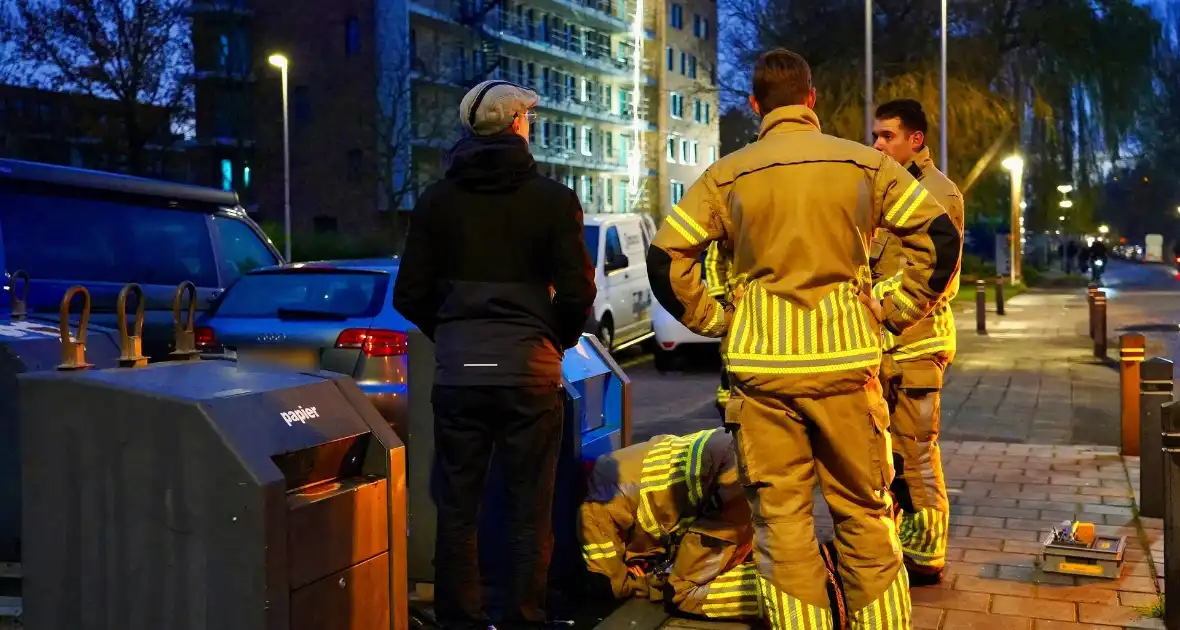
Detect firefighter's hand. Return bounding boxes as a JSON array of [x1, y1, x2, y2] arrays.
[[858, 292, 885, 323], [627, 565, 646, 578]]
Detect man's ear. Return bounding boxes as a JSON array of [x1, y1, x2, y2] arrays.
[[805, 87, 817, 110], [748, 94, 761, 118], [509, 115, 523, 134], [911, 130, 925, 151]]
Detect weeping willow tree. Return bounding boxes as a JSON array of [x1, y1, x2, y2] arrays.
[[720, 0, 1160, 229]]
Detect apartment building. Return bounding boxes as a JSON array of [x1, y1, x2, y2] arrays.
[[0, 84, 185, 180], [188, 0, 717, 239]]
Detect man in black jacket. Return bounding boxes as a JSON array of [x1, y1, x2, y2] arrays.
[[393, 79, 596, 630]]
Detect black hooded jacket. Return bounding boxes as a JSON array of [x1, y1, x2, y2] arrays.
[[393, 133, 596, 388]]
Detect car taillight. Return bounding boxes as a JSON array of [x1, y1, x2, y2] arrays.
[[194, 326, 218, 351], [335, 329, 408, 357]]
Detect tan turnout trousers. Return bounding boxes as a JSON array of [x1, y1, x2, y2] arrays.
[[726, 377, 911, 629]]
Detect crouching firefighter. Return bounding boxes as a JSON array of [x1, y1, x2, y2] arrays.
[[869, 99, 966, 585], [578, 429, 848, 624]]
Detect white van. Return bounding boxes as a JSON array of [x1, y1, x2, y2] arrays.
[[582, 213, 655, 351], [652, 249, 721, 369]]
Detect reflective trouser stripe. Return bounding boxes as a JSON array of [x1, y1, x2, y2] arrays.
[[849, 568, 912, 630], [898, 508, 949, 569], [758, 575, 834, 630], [701, 563, 760, 619]]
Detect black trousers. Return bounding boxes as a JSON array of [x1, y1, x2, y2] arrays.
[[432, 384, 565, 630]]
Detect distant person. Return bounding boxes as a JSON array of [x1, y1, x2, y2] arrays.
[[393, 80, 596, 630], [1078, 245, 1090, 274], [870, 98, 965, 585], [1066, 240, 1078, 274], [1090, 239, 1108, 265]]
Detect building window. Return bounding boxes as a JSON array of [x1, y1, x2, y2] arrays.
[[580, 126, 594, 156], [669, 4, 683, 29], [693, 98, 702, 123], [347, 149, 362, 183], [704, 102, 711, 124], [709, 145, 717, 164], [581, 175, 594, 203], [666, 135, 676, 162], [604, 177, 613, 205], [618, 180, 628, 212], [605, 131, 613, 158], [313, 216, 338, 234], [689, 55, 697, 79], [541, 120, 551, 147], [671, 180, 685, 204], [220, 159, 233, 191], [345, 17, 360, 56], [565, 124, 576, 150], [679, 138, 688, 164], [666, 47, 673, 71], [680, 51, 686, 75], [219, 34, 230, 70], [670, 92, 683, 119], [690, 140, 699, 165], [693, 14, 709, 39]]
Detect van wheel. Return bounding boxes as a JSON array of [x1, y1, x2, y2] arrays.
[[595, 317, 614, 352]]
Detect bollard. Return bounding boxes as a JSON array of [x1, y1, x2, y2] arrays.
[[1140, 358, 1174, 519], [975, 280, 987, 335], [1120, 333, 1147, 456], [1088, 283, 1099, 341], [995, 274, 1006, 316], [1093, 290, 1108, 360], [1159, 401, 1180, 630]]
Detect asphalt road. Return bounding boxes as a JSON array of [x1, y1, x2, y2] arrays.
[[615, 343, 725, 442], [1099, 259, 1180, 366]]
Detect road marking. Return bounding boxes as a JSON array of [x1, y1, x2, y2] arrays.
[[619, 354, 654, 370]]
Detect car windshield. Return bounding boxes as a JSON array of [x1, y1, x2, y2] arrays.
[[584, 225, 600, 267], [214, 270, 389, 319]]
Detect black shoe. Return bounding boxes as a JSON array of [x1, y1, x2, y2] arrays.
[[905, 561, 943, 587]]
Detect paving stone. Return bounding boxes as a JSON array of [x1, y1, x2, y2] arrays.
[[990, 595, 1077, 622]]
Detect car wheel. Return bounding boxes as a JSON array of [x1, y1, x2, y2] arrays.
[[596, 318, 614, 352]]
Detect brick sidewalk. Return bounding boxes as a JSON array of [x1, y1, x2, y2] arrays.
[[858, 291, 1164, 629]]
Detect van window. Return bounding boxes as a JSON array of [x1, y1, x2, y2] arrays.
[[604, 227, 623, 263], [584, 225, 600, 267], [0, 191, 218, 287], [213, 215, 280, 283]]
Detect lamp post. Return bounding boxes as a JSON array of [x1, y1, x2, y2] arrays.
[[939, 0, 948, 173], [1002, 154, 1024, 284], [864, 0, 873, 146], [268, 53, 292, 263]]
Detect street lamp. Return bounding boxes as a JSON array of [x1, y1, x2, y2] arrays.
[[1002, 154, 1024, 284], [1098, 225, 1110, 235], [939, 0, 947, 173], [1057, 184, 1074, 194], [864, 0, 873, 145], [1059, 199, 1073, 208], [1058, 215, 1066, 221], [268, 53, 292, 263]]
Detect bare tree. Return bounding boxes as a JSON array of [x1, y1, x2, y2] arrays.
[[11, 0, 191, 174], [0, 7, 23, 84]]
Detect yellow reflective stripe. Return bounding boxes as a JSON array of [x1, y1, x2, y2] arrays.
[[705, 243, 720, 288], [895, 188, 929, 228], [849, 567, 911, 630], [885, 180, 920, 224], [582, 549, 617, 560], [672, 204, 709, 242]]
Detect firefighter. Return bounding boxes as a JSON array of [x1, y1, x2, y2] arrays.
[[870, 99, 966, 585], [579, 429, 847, 624], [646, 48, 961, 629]]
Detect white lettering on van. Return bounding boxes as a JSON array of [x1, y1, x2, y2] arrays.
[[280, 405, 320, 427]]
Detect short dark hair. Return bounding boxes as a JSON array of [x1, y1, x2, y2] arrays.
[[752, 49, 812, 113], [875, 99, 928, 136]]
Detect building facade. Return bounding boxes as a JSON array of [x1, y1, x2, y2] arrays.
[[188, 0, 717, 242], [0, 84, 185, 180]]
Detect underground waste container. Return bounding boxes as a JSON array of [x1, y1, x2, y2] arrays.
[[19, 325, 409, 630], [0, 277, 121, 564], [404, 329, 631, 589]]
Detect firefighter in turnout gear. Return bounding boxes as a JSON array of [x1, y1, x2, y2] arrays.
[[579, 430, 849, 624], [870, 99, 966, 585], [578, 429, 761, 619], [646, 49, 962, 629]]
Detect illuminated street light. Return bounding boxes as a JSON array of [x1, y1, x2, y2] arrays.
[[1001, 154, 1024, 283], [1057, 184, 1074, 194], [268, 54, 291, 262], [1098, 225, 1110, 235], [1059, 199, 1073, 208], [1058, 216, 1066, 221]]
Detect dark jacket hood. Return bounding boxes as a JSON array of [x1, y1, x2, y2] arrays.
[[444, 133, 537, 193]]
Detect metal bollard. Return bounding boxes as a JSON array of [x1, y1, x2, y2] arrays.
[[975, 280, 987, 335], [1088, 283, 1099, 341], [995, 274, 1006, 316], [1120, 333, 1147, 456], [1093, 290, 1108, 360], [1159, 401, 1180, 630], [1140, 358, 1174, 519]]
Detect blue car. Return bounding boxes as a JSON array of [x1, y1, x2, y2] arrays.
[[195, 259, 411, 435], [0, 158, 283, 360]]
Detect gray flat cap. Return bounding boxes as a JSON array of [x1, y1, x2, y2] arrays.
[[459, 80, 540, 136]]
